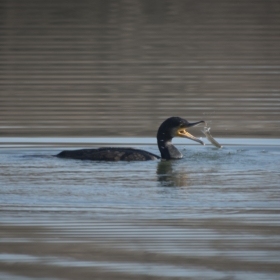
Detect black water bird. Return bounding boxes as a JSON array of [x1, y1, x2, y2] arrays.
[[57, 117, 205, 161]]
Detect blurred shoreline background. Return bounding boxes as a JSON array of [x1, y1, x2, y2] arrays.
[[1, 0, 280, 138]]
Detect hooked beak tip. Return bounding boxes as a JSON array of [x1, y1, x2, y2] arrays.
[[187, 120, 206, 128]]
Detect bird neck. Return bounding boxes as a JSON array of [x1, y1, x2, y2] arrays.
[[157, 129, 182, 160]]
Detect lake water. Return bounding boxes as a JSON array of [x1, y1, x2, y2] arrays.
[[0, 138, 280, 280]]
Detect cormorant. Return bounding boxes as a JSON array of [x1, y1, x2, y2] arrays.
[[56, 117, 205, 161]]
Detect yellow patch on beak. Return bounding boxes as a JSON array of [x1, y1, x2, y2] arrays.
[[177, 129, 195, 139], [177, 128, 205, 145]]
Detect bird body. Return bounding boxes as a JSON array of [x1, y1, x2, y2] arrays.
[[57, 117, 205, 161], [57, 147, 160, 161]]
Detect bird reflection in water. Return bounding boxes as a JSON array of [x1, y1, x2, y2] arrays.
[[157, 161, 188, 187]]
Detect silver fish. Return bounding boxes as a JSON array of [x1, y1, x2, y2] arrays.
[[202, 127, 223, 148]]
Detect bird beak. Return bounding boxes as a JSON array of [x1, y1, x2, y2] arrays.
[[177, 121, 205, 145]]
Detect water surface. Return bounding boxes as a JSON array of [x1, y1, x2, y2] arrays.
[[0, 138, 280, 279]]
